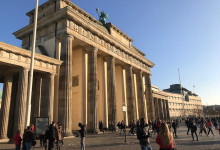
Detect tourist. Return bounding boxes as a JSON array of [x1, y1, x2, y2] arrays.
[[117, 121, 122, 134], [206, 120, 215, 136], [23, 126, 34, 150], [191, 122, 198, 141], [156, 122, 174, 150], [121, 120, 126, 134], [99, 121, 104, 133], [187, 119, 193, 135], [172, 120, 177, 137], [57, 122, 64, 146], [199, 118, 208, 136], [30, 124, 34, 132], [78, 122, 86, 150], [129, 120, 135, 135], [13, 130, 22, 150], [136, 118, 152, 150], [45, 122, 58, 150]]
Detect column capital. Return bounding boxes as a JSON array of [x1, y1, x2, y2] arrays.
[[122, 64, 133, 69], [91, 46, 98, 52], [60, 33, 74, 40], [142, 72, 151, 77], [48, 72, 56, 77]]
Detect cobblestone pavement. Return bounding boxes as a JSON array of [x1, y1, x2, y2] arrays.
[[1, 124, 220, 150]]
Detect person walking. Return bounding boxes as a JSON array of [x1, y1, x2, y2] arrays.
[[78, 123, 86, 150], [172, 120, 177, 138], [136, 118, 152, 150], [13, 130, 22, 150], [191, 123, 198, 141], [199, 119, 208, 136], [206, 120, 215, 136], [156, 122, 174, 150], [23, 126, 34, 150], [187, 119, 193, 135]]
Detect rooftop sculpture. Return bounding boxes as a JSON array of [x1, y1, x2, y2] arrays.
[[96, 8, 109, 25]]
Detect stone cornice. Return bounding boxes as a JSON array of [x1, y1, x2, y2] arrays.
[[0, 42, 62, 74], [152, 90, 169, 98], [105, 23, 133, 42], [26, 0, 55, 16], [13, 6, 154, 72]]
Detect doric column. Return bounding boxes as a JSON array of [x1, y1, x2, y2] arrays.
[[137, 70, 147, 121], [0, 75, 13, 139], [158, 99, 162, 120], [166, 100, 170, 120], [154, 98, 159, 120], [59, 34, 73, 136], [107, 56, 117, 123], [122, 68, 128, 126], [48, 74, 55, 123], [126, 65, 136, 122], [144, 74, 155, 121], [162, 100, 167, 120], [13, 68, 29, 136], [87, 47, 98, 132], [103, 61, 108, 128], [33, 75, 42, 118]]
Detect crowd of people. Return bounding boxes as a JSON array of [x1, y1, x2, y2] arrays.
[[13, 122, 64, 150], [12, 117, 220, 150]]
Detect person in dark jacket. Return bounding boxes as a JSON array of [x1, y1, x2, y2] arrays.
[[191, 123, 198, 141], [187, 119, 193, 135], [172, 120, 177, 137], [45, 123, 58, 150], [23, 126, 34, 150], [78, 123, 86, 150], [136, 118, 152, 150]]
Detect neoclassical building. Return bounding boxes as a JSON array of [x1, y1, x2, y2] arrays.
[[164, 84, 203, 118], [152, 84, 203, 120], [0, 0, 155, 139], [151, 86, 170, 121]]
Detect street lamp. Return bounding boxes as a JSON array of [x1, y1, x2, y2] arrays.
[[122, 104, 127, 142]]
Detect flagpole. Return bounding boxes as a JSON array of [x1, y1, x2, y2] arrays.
[[178, 68, 185, 117], [25, 0, 39, 128]]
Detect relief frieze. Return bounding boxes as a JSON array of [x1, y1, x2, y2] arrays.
[[69, 20, 150, 73]]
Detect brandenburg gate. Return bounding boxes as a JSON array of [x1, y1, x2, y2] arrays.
[[0, 0, 155, 138]]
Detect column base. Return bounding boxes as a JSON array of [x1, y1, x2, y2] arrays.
[[64, 131, 73, 137], [87, 128, 100, 134], [0, 138, 9, 143]]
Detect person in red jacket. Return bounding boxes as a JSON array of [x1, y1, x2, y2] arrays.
[[30, 124, 34, 132], [156, 122, 174, 150], [206, 120, 214, 136], [13, 130, 22, 150]]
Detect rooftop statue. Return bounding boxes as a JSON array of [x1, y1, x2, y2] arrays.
[[96, 8, 109, 25]]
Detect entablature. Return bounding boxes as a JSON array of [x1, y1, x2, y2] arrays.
[[13, 5, 154, 73], [0, 42, 62, 74]]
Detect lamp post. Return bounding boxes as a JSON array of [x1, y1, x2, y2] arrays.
[[122, 104, 127, 142], [25, 0, 39, 127]]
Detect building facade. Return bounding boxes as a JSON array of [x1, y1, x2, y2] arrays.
[[0, 0, 155, 139], [151, 86, 170, 121], [152, 84, 203, 120]]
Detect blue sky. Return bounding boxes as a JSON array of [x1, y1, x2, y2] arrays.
[[0, 0, 220, 105]]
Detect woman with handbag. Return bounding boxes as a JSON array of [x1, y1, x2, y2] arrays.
[[156, 122, 175, 150]]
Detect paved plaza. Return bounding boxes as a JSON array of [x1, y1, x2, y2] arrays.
[[0, 124, 220, 150]]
